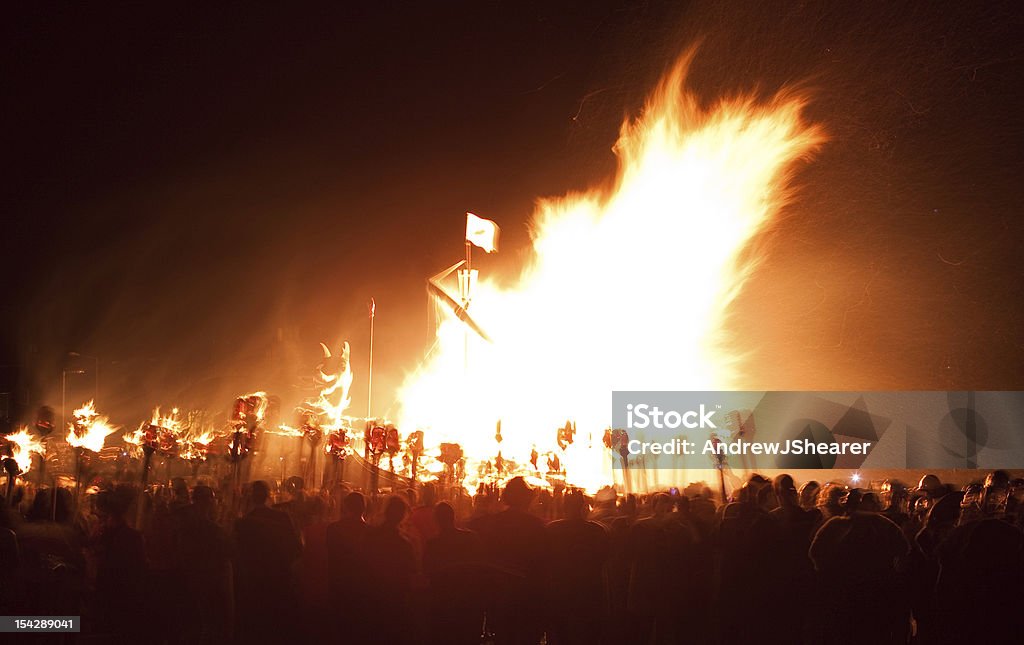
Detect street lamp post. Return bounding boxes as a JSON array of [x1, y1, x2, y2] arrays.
[[61, 368, 86, 437], [68, 352, 99, 404]]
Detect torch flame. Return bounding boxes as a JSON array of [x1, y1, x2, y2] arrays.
[[179, 426, 215, 462], [67, 400, 117, 453], [122, 426, 145, 446], [4, 427, 44, 474], [398, 52, 824, 491], [150, 406, 183, 433]]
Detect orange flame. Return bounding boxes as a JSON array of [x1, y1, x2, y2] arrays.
[[4, 427, 44, 474], [314, 341, 353, 429], [277, 342, 355, 438], [179, 426, 215, 461], [398, 53, 824, 491], [67, 400, 117, 453]]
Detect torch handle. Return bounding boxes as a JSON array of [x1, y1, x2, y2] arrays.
[[136, 449, 154, 529]]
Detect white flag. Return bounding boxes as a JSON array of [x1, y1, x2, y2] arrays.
[[465, 212, 499, 253]]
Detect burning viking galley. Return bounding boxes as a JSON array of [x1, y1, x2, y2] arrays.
[[3, 44, 831, 502]]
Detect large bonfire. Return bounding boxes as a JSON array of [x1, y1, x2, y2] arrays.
[[397, 53, 824, 491]]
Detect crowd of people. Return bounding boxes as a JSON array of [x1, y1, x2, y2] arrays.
[[1, 469, 1022, 644]]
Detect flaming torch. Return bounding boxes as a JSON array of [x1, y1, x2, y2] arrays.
[[407, 430, 424, 485], [2, 427, 44, 503], [179, 428, 214, 482], [66, 400, 116, 499], [323, 425, 351, 489], [438, 442, 465, 491], [124, 407, 183, 493], [294, 409, 323, 485], [365, 421, 386, 494], [228, 392, 267, 493]]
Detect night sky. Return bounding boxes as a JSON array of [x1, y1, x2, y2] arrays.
[[4, 1, 1023, 425]]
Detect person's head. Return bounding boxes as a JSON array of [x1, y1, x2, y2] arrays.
[[748, 473, 770, 489], [434, 501, 456, 531], [342, 491, 365, 519], [844, 488, 864, 514], [652, 493, 674, 516], [563, 491, 588, 520], [675, 495, 690, 515], [383, 495, 408, 528], [917, 474, 943, 499], [818, 483, 847, 518], [95, 487, 132, 526], [985, 470, 1010, 490], [192, 485, 217, 519], [860, 492, 882, 513], [621, 494, 637, 516], [774, 474, 798, 508], [983, 470, 1012, 515], [501, 477, 534, 511], [26, 488, 52, 522], [594, 486, 617, 510], [420, 483, 437, 507], [925, 490, 964, 532], [251, 480, 271, 507], [285, 476, 304, 498], [737, 481, 757, 505], [171, 477, 189, 501], [799, 481, 821, 510], [880, 479, 907, 510]]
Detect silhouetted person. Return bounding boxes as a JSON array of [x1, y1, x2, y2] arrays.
[[92, 487, 146, 642], [424, 501, 485, 645], [176, 485, 233, 645], [274, 476, 309, 530], [365, 495, 416, 643], [545, 491, 609, 645], [474, 476, 547, 645], [148, 482, 189, 643], [627, 493, 690, 644], [931, 517, 1024, 644], [717, 479, 771, 645], [763, 474, 821, 641], [808, 512, 911, 644], [298, 496, 331, 643], [408, 483, 440, 556], [18, 487, 86, 618], [904, 491, 963, 644], [880, 480, 910, 532], [233, 480, 301, 642], [170, 477, 190, 510], [326, 491, 371, 639]]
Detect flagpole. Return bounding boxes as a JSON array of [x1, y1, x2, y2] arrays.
[[463, 241, 471, 373], [367, 299, 375, 420]]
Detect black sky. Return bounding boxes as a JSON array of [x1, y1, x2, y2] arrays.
[[4, 1, 1023, 425]]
